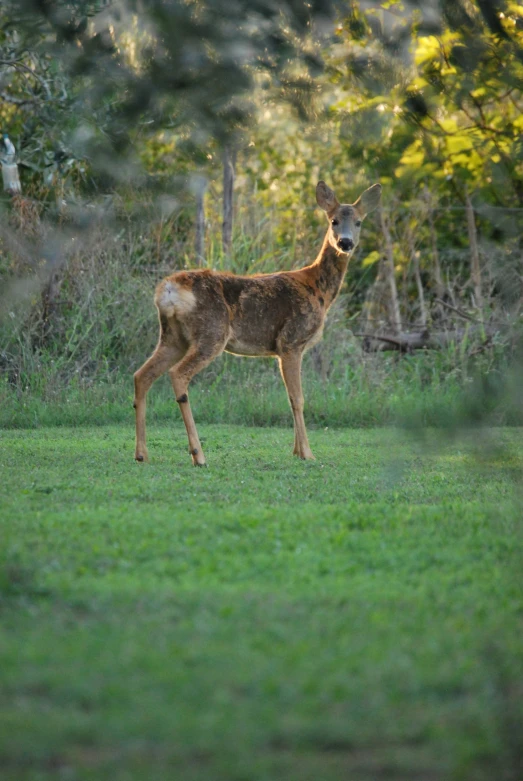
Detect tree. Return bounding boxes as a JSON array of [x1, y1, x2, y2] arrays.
[[4, 1, 336, 186], [320, 0, 523, 323]]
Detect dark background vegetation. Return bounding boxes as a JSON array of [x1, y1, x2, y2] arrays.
[[1, 0, 522, 428]]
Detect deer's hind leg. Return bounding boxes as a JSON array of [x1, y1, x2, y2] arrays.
[[169, 335, 228, 467], [134, 341, 183, 462]]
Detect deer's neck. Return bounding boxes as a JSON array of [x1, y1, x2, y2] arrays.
[[311, 235, 350, 308]]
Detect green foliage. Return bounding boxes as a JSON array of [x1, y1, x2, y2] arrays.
[[330, 1, 523, 205], [1, 424, 522, 780], [1, 0, 337, 193], [3, 0, 523, 211]]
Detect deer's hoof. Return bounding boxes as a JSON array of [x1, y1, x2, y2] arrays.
[[294, 450, 315, 461], [190, 447, 206, 467]]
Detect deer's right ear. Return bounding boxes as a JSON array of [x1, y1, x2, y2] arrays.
[[316, 181, 339, 213]]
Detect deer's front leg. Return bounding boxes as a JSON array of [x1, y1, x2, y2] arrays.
[[279, 352, 315, 460]]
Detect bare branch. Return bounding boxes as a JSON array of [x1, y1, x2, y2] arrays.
[[434, 298, 483, 324]]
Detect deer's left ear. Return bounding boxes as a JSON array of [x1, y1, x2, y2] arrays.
[[354, 183, 382, 217]]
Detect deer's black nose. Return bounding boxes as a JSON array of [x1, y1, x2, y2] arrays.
[[338, 238, 353, 252]]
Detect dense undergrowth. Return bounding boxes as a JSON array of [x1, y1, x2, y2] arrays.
[[1, 193, 521, 431], [2, 347, 522, 431]]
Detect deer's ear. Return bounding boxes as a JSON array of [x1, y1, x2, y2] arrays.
[[354, 183, 382, 217], [316, 181, 339, 213]]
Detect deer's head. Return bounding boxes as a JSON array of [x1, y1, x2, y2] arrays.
[[316, 181, 382, 255]]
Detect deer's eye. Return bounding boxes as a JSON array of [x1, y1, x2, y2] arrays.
[[331, 219, 339, 226], [355, 220, 362, 227]]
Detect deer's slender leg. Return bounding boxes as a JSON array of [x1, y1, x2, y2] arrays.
[[134, 343, 182, 462], [169, 343, 225, 466], [279, 352, 314, 460]]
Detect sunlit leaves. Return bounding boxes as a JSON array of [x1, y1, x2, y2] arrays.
[[328, 1, 523, 203], [362, 249, 381, 267], [395, 139, 425, 178], [414, 35, 441, 66]]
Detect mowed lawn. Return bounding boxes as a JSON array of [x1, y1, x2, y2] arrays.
[[0, 423, 522, 781]]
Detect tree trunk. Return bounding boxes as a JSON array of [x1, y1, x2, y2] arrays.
[[1, 162, 21, 194], [379, 207, 401, 334], [465, 189, 483, 310], [194, 177, 206, 265], [361, 258, 388, 332], [407, 228, 427, 329], [222, 144, 236, 257], [413, 252, 427, 328]]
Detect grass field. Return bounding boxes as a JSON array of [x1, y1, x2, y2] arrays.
[[1, 423, 522, 781]]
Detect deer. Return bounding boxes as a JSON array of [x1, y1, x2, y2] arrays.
[[134, 180, 382, 466]]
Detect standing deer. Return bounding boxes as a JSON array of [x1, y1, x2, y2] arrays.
[[134, 180, 381, 465]]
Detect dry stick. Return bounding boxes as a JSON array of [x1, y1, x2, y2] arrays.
[[465, 188, 483, 311], [413, 252, 427, 328], [41, 267, 63, 327], [407, 227, 427, 329], [434, 297, 482, 324], [194, 178, 206, 265], [222, 144, 236, 257], [429, 209, 444, 296], [379, 207, 401, 334], [55, 174, 66, 216], [424, 187, 444, 297], [401, 263, 409, 319]]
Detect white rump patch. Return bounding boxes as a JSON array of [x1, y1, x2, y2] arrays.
[[156, 281, 196, 318]]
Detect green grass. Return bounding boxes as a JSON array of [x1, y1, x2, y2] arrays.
[[0, 372, 462, 430], [1, 423, 522, 781], [2, 347, 522, 431]]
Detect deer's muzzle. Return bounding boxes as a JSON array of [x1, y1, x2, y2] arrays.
[[338, 238, 354, 252]]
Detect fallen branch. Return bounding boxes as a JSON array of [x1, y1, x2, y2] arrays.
[[355, 326, 496, 352]]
